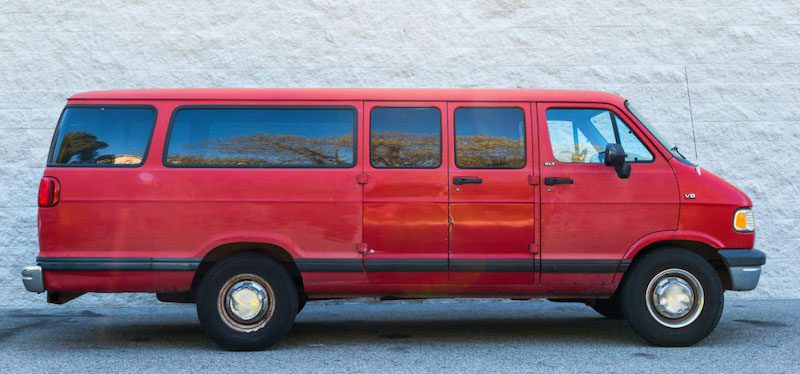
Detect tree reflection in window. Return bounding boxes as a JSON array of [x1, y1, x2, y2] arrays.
[[167, 133, 353, 167], [54, 131, 109, 164], [455, 107, 526, 169], [165, 108, 356, 168], [49, 107, 155, 166], [370, 107, 441, 168]]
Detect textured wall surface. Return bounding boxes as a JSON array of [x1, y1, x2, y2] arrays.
[[1, 0, 798, 307]]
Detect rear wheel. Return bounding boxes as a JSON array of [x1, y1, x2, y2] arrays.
[[590, 298, 624, 319], [620, 248, 723, 347], [196, 253, 298, 351]]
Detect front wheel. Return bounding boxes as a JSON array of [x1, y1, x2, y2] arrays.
[[620, 248, 723, 347], [196, 254, 298, 351]]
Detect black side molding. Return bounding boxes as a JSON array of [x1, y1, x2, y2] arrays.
[[366, 259, 448, 272], [37, 257, 636, 274], [37, 257, 200, 271], [717, 249, 766, 267], [450, 259, 534, 272], [540, 259, 626, 273], [295, 259, 363, 272]]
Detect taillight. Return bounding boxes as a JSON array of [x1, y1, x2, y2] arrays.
[[38, 177, 60, 207]]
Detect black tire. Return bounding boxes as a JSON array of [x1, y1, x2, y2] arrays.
[[196, 253, 298, 351], [297, 294, 308, 314], [620, 248, 723, 347], [590, 298, 624, 319]]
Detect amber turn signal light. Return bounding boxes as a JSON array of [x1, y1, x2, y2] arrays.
[[733, 208, 755, 232]]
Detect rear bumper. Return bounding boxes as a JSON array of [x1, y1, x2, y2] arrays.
[[718, 249, 766, 291], [21, 265, 45, 293]]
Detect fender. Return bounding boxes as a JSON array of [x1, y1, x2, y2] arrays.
[[608, 230, 723, 286], [622, 230, 723, 261], [190, 231, 304, 260], [147, 232, 306, 294]]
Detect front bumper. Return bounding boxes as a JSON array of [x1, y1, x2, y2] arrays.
[[21, 265, 45, 293], [718, 249, 766, 291]]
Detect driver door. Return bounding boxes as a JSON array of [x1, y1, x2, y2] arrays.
[[536, 102, 679, 285]]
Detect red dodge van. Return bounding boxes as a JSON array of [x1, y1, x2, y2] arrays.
[[22, 88, 764, 350]]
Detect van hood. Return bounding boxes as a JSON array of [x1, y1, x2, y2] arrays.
[[670, 157, 755, 249], [670, 158, 751, 207]]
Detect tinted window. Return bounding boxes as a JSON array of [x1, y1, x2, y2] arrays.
[[165, 108, 356, 168], [49, 107, 155, 166], [370, 107, 441, 168], [546, 108, 653, 163], [454, 107, 525, 169]]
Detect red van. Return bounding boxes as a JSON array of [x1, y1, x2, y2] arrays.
[[22, 88, 764, 350]]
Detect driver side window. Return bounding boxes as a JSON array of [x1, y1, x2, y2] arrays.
[[546, 108, 654, 163]]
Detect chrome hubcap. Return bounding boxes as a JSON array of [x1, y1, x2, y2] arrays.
[[646, 269, 704, 328], [227, 281, 268, 322], [653, 277, 694, 318], [217, 274, 275, 332]]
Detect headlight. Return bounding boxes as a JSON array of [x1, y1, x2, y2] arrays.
[[733, 208, 755, 232]]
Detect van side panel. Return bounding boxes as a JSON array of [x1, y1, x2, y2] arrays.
[[149, 101, 367, 292], [41, 100, 367, 293]]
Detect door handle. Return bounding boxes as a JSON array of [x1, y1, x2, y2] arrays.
[[543, 177, 574, 186], [453, 177, 483, 185]]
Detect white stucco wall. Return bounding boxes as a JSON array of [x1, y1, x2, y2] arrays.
[[1, 0, 798, 306]]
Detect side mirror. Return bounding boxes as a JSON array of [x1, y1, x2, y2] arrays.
[[603, 143, 631, 179]]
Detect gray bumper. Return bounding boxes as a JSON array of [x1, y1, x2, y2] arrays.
[[21, 265, 45, 293], [718, 249, 766, 291]]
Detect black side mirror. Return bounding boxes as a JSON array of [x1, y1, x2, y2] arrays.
[[603, 143, 631, 179]]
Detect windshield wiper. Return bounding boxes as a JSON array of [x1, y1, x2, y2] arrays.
[[670, 145, 687, 159]]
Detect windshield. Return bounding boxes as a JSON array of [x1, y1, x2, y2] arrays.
[[624, 100, 693, 164]]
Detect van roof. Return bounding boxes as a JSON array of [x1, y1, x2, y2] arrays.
[[68, 88, 625, 105]]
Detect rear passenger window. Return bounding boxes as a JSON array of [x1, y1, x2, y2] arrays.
[[454, 107, 525, 169], [370, 107, 441, 168], [49, 107, 155, 166], [546, 108, 654, 163], [165, 107, 356, 168]]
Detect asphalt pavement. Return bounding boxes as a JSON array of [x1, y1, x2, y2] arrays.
[[0, 298, 796, 373]]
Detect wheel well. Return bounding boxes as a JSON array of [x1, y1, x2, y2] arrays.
[[622, 240, 732, 290], [190, 242, 306, 300]]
